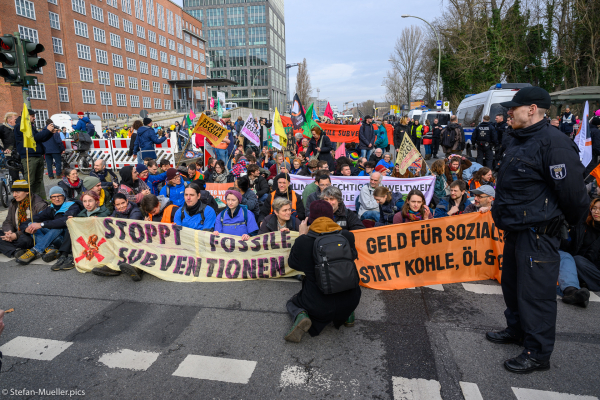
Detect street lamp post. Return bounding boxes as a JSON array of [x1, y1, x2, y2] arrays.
[[401, 15, 441, 103], [251, 65, 272, 111], [286, 63, 299, 112]]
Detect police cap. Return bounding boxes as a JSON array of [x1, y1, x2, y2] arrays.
[[500, 86, 551, 109]]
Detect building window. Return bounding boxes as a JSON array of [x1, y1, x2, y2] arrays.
[[160, 51, 167, 63], [48, 0, 58, 5], [142, 97, 151, 108], [185, 46, 192, 57], [32, 110, 49, 129], [170, 55, 176, 66], [15, 0, 36, 20], [123, 19, 133, 34], [52, 37, 63, 54], [152, 82, 160, 93], [30, 84, 46, 100], [128, 76, 138, 89], [102, 113, 115, 120], [206, 8, 223, 27], [179, 58, 185, 69], [108, 12, 119, 28], [192, 37, 197, 46], [168, 39, 176, 51], [125, 38, 135, 53], [157, 3, 165, 31], [179, 72, 185, 79], [229, 48, 246, 67], [136, 25, 145, 39], [161, 67, 168, 79], [171, 70, 177, 80], [79, 66, 93, 82], [106, 0, 117, 8], [138, 43, 147, 57], [208, 29, 225, 48], [127, 57, 136, 71], [167, 9, 174, 35], [229, 69, 247, 86], [177, 43, 184, 55], [227, 7, 244, 26], [114, 73, 125, 88], [140, 61, 148, 74], [248, 27, 266, 46], [134, 0, 144, 21], [164, 100, 171, 110], [98, 70, 110, 85], [95, 49, 108, 65], [122, 0, 131, 15], [113, 53, 123, 68], [186, 61, 192, 71], [201, 66, 205, 75], [200, 52, 205, 62], [72, 0, 86, 15], [82, 89, 95, 104], [76, 43, 91, 60], [159, 35, 166, 47], [154, 98, 161, 109], [175, 14, 182, 39], [199, 41, 204, 50], [74, 20, 88, 38], [130, 95, 140, 108], [250, 68, 268, 86], [55, 62, 66, 79], [49, 12, 60, 30], [141, 79, 149, 91], [163, 83, 170, 94], [58, 87, 69, 102], [209, 50, 226, 68], [116, 93, 127, 107], [100, 91, 112, 106], [146, 0, 154, 26], [18, 26, 38, 43], [184, 33, 190, 44], [149, 48, 158, 60], [91, 4, 103, 22], [248, 5, 265, 25], [93, 27, 106, 43], [193, 49, 198, 60], [148, 30, 156, 44], [228, 28, 245, 47], [110, 33, 121, 49], [151, 65, 159, 76], [249, 47, 267, 66], [118, 113, 128, 118]]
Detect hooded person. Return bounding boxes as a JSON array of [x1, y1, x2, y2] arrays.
[[133, 117, 167, 162], [159, 168, 188, 207], [284, 200, 361, 343], [117, 165, 150, 204], [72, 112, 90, 132]]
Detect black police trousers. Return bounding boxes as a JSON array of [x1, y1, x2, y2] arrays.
[[502, 228, 560, 361], [431, 138, 440, 157], [476, 143, 494, 168]]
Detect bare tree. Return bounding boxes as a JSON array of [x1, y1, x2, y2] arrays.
[[359, 100, 376, 117], [295, 58, 312, 108], [383, 69, 406, 108], [389, 26, 425, 111]]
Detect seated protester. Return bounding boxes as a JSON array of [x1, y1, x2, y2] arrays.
[[338, 164, 353, 177], [298, 159, 318, 177], [285, 200, 360, 343], [90, 159, 118, 191], [320, 186, 364, 231], [16, 186, 79, 266], [301, 170, 328, 208], [258, 197, 303, 234], [140, 194, 179, 223], [117, 165, 151, 205], [374, 164, 390, 177], [247, 164, 270, 203], [369, 148, 384, 164], [174, 183, 217, 231], [391, 161, 427, 178], [213, 190, 259, 239], [355, 157, 367, 175], [259, 173, 306, 223], [372, 186, 403, 226], [231, 153, 248, 179], [468, 166, 495, 190], [334, 157, 359, 176], [465, 186, 494, 213], [203, 157, 216, 176], [268, 153, 291, 180], [0, 180, 48, 258], [59, 168, 85, 201], [207, 160, 232, 183], [434, 179, 472, 218], [557, 198, 600, 307], [83, 176, 113, 214], [306, 174, 332, 218], [187, 162, 204, 181], [358, 161, 376, 177], [392, 189, 433, 224], [375, 152, 394, 172], [358, 172, 382, 221], [78, 190, 111, 218], [430, 159, 449, 200], [444, 155, 472, 182], [191, 179, 220, 214], [290, 158, 303, 175], [159, 168, 187, 207], [111, 193, 143, 220], [145, 160, 168, 195], [236, 176, 260, 220]]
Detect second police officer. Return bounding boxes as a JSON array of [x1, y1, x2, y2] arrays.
[[472, 115, 498, 168]]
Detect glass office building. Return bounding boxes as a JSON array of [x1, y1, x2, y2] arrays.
[[183, 0, 286, 112]]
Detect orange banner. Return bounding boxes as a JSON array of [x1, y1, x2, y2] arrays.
[[352, 212, 504, 290], [280, 115, 396, 145], [192, 113, 228, 146], [205, 182, 231, 201]]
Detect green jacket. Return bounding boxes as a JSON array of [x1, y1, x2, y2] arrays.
[[302, 182, 318, 208], [77, 204, 111, 218]]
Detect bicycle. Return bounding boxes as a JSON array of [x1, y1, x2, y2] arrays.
[[61, 147, 95, 174], [0, 151, 23, 208]]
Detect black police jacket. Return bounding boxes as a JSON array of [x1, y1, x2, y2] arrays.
[[492, 119, 588, 232], [494, 121, 508, 144], [472, 121, 497, 145]]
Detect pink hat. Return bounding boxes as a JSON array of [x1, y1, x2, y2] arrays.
[[595, 109, 600, 117], [224, 190, 242, 204], [375, 165, 387, 173]]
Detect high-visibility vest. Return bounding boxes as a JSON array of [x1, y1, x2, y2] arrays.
[[413, 125, 423, 139], [148, 204, 178, 223], [270, 191, 298, 214]]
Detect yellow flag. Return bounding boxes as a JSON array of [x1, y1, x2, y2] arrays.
[[273, 108, 287, 148], [20, 104, 36, 151]]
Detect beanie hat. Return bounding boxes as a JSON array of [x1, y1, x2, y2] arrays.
[[11, 180, 29, 192], [308, 200, 334, 224], [83, 176, 100, 190], [135, 164, 148, 174], [77, 111, 84, 116], [166, 168, 179, 181], [49, 186, 65, 197], [274, 172, 290, 183], [591, 116, 600, 126], [143, 117, 152, 125], [375, 165, 387, 173], [82, 190, 100, 202], [224, 190, 242, 204], [595, 109, 600, 117]]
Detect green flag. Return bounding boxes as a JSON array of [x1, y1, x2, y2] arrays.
[[302, 104, 321, 138], [217, 99, 223, 119], [185, 114, 192, 128]]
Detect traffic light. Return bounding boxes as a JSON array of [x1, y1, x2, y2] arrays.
[[0, 34, 22, 84], [21, 39, 46, 73]]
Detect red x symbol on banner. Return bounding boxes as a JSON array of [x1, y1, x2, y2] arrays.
[[75, 236, 107, 263]]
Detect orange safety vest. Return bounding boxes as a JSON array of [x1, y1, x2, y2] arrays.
[[148, 204, 177, 223], [468, 179, 481, 190], [270, 191, 298, 214]]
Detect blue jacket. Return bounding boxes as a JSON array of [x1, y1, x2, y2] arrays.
[[376, 159, 394, 171], [214, 205, 259, 237], [146, 172, 167, 196], [43, 131, 65, 154], [72, 116, 91, 131], [434, 194, 472, 218], [174, 203, 216, 231], [159, 180, 187, 207], [133, 126, 167, 159], [226, 129, 236, 154], [13, 116, 54, 158]]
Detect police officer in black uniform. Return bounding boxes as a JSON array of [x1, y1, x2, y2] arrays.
[[493, 114, 508, 170], [488, 87, 589, 374], [472, 115, 497, 168]]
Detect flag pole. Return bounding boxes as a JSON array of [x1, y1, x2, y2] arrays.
[[25, 146, 35, 246]]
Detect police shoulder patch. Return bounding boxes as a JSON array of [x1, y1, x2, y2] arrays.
[[550, 164, 566, 180]]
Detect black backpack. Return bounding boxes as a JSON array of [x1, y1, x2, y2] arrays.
[[440, 127, 454, 148], [307, 230, 359, 294]]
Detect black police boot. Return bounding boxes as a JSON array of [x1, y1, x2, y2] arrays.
[[504, 352, 550, 374], [562, 287, 590, 308], [485, 329, 524, 345]]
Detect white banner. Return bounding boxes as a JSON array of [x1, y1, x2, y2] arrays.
[[289, 175, 436, 210], [241, 113, 260, 147]]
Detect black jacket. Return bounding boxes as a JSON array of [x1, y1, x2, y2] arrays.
[[393, 124, 409, 147], [58, 177, 86, 201], [90, 168, 119, 190], [250, 175, 270, 198], [472, 121, 497, 145], [431, 123, 443, 139], [0, 123, 16, 151], [358, 122, 375, 150], [493, 119, 588, 232], [111, 203, 143, 220], [305, 134, 333, 169], [333, 203, 364, 231], [493, 121, 508, 144], [257, 213, 301, 234], [26, 201, 81, 230], [258, 188, 305, 223], [13, 116, 54, 158], [591, 125, 600, 158]]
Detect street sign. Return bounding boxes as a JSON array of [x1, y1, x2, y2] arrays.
[[443, 101, 450, 110], [436, 100, 442, 107], [140, 109, 149, 118]]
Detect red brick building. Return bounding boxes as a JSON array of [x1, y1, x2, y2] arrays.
[[0, 0, 207, 129]]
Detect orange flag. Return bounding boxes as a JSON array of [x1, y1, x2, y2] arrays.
[[590, 163, 600, 183]]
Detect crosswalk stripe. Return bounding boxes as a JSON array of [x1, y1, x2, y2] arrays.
[[392, 377, 442, 400], [0, 336, 72, 361], [589, 291, 600, 302], [512, 387, 599, 400], [98, 349, 160, 371], [460, 382, 484, 400], [172, 355, 257, 384], [406, 284, 445, 291], [462, 283, 503, 295]]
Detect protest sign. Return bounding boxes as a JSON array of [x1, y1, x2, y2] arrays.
[[192, 114, 228, 146], [396, 133, 421, 174], [205, 182, 231, 201], [68, 217, 301, 282], [353, 212, 503, 290], [289, 175, 435, 210], [241, 113, 260, 147]]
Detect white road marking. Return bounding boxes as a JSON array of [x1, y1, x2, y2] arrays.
[[405, 284, 445, 291], [462, 283, 503, 295], [512, 387, 598, 400], [460, 382, 484, 400], [392, 377, 442, 400], [172, 355, 257, 384], [589, 291, 600, 302], [0, 336, 72, 361], [98, 349, 160, 371]]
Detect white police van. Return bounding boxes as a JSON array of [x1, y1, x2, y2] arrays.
[[456, 83, 531, 148]]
